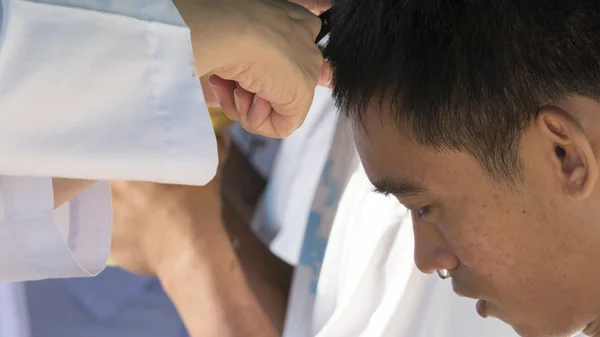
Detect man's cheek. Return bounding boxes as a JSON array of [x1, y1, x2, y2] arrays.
[[453, 232, 516, 271]]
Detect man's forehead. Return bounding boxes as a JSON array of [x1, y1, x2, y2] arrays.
[[352, 115, 480, 195], [352, 117, 426, 188], [352, 113, 418, 167]]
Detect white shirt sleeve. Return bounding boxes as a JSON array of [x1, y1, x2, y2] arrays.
[[0, 0, 218, 282], [0, 0, 217, 183], [0, 177, 111, 281]]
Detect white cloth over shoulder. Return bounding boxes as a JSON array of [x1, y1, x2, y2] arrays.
[[0, 0, 216, 282], [251, 86, 338, 265]]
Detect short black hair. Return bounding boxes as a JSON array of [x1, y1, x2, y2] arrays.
[[325, 0, 600, 181]]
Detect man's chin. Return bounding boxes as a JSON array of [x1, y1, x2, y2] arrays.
[[488, 311, 549, 337], [511, 325, 539, 337], [488, 302, 589, 337], [509, 321, 582, 337]]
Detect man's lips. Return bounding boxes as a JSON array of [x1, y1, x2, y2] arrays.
[[451, 280, 473, 298]]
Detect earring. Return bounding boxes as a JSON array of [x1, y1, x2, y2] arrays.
[[437, 269, 450, 280]]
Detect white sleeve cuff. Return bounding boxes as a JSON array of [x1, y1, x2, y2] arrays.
[[0, 176, 111, 282], [0, 0, 217, 186]]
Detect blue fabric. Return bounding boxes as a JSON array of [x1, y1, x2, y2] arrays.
[[25, 268, 188, 337]]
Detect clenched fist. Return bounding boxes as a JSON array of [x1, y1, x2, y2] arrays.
[[175, 0, 331, 138]]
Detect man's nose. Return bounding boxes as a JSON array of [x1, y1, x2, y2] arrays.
[[413, 220, 458, 274]]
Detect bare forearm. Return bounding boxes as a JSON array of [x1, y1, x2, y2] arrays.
[[159, 224, 278, 337], [52, 178, 95, 209]]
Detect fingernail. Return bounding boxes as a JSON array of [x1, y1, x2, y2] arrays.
[[212, 88, 222, 105], [250, 94, 260, 109], [234, 89, 242, 113], [208, 75, 217, 88]]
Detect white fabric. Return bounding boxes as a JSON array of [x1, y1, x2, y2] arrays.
[[0, 177, 111, 282], [283, 116, 357, 336], [251, 86, 338, 264], [0, 0, 217, 183], [0, 0, 217, 284]]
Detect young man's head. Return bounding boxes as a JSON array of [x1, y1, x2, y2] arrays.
[[326, 1, 600, 336]]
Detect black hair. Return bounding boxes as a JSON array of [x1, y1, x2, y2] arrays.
[[325, 0, 600, 181]]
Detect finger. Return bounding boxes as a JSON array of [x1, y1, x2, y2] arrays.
[[318, 60, 333, 88], [200, 75, 219, 107], [208, 75, 238, 121], [246, 96, 273, 132], [249, 96, 303, 138], [233, 87, 254, 117]]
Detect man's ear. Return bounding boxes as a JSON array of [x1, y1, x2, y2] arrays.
[[536, 106, 598, 199]]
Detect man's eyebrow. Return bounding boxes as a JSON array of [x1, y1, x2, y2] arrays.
[[371, 178, 427, 197]]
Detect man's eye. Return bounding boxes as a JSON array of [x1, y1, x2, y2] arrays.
[[371, 187, 391, 197], [416, 206, 431, 218]]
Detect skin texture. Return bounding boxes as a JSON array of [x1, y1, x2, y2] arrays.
[[353, 96, 600, 337]]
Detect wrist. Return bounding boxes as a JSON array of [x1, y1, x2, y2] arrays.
[[173, 0, 244, 77]]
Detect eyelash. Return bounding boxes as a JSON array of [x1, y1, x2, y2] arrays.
[[370, 188, 431, 219], [372, 187, 391, 197]]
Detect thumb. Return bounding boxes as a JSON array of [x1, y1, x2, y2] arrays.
[[318, 60, 333, 88]]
